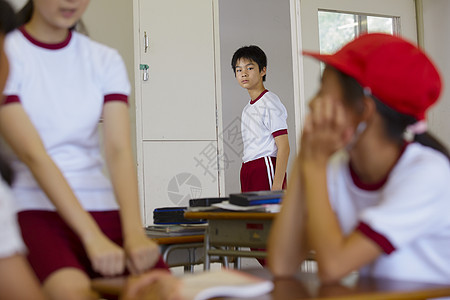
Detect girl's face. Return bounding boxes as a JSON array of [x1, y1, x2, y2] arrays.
[[32, 0, 90, 30], [309, 67, 350, 115], [309, 67, 361, 140], [0, 34, 9, 96]]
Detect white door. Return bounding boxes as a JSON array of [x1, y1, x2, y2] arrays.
[[135, 0, 223, 225], [294, 0, 417, 135], [138, 0, 217, 140]]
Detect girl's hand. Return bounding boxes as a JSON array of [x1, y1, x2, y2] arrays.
[[121, 270, 182, 300], [301, 96, 353, 166], [83, 232, 125, 277], [125, 232, 160, 274]]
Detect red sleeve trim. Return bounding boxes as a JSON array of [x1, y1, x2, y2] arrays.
[[272, 129, 288, 138], [3, 95, 20, 105], [104, 94, 129, 104], [357, 222, 395, 254]]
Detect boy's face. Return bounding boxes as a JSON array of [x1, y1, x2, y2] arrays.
[[0, 34, 8, 96], [234, 58, 266, 91]]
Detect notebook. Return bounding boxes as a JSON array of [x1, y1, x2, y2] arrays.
[[180, 269, 273, 300], [229, 190, 285, 206]]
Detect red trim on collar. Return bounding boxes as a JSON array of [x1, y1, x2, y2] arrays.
[[349, 163, 387, 191], [19, 26, 72, 50], [357, 222, 395, 254], [349, 143, 409, 191], [250, 89, 268, 105]]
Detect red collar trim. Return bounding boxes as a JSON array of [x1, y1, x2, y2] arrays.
[[19, 26, 72, 50], [250, 89, 268, 105], [349, 143, 409, 191]]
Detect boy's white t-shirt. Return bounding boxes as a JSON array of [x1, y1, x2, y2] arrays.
[[3, 28, 130, 211], [0, 178, 26, 258], [327, 143, 450, 284], [241, 90, 288, 163]]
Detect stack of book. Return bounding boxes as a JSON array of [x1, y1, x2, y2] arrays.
[[145, 223, 207, 238], [209, 190, 284, 213]]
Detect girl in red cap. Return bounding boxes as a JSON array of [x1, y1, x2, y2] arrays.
[[268, 33, 450, 284]]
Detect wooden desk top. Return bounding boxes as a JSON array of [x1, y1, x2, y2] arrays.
[[272, 272, 450, 300], [184, 211, 276, 220], [150, 234, 204, 245], [91, 269, 450, 300]]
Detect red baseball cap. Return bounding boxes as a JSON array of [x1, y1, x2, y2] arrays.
[[303, 33, 442, 120]]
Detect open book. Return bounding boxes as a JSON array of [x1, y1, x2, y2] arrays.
[[180, 269, 274, 300]]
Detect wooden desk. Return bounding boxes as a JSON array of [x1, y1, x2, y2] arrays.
[[150, 234, 204, 245], [184, 211, 276, 270], [148, 234, 204, 272], [91, 269, 450, 300]]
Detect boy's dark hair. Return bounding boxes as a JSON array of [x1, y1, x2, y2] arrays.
[[0, 0, 16, 186], [333, 66, 450, 162], [0, 0, 17, 34], [231, 45, 267, 81]]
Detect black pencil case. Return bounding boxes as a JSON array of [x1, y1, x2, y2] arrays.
[[153, 207, 205, 224]]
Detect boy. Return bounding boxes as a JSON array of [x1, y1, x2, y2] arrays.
[[231, 45, 290, 192]]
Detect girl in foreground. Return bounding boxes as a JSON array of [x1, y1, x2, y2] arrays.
[[1, 0, 166, 298], [0, 1, 45, 297], [268, 33, 450, 284]]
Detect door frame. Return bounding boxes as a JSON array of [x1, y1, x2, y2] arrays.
[[290, 0, 420, 147]]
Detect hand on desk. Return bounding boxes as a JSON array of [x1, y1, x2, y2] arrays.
[[125, 232, 161, 274], [84, 232, 126, 276], [121, 270, 182, 300]]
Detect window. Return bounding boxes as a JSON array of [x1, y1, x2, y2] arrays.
[[318, 10, 400, 55]]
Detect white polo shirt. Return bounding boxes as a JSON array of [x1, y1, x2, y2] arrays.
[[3, 28, 130, 212], [241, 90, 288, 163], [327, 143, 450, 284]]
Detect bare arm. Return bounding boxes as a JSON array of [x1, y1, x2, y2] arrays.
[[267, 155, 307, 277], [0, 254, 46, 300], [272, 134, 290, 190], [300, 96, 382, 283], [0, 104, 125, 276], [121, 270, 181, 300], [102, 101, 159, 274]]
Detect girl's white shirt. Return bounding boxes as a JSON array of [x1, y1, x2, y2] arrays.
[[327, 143, 450, 284], [0, 178, 26, 258], [3, 29, 130, 211]]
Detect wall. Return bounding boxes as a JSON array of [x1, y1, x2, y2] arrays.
[[7, 0, 25, 10], [421, 0, 450, 148], [83, 1, 136, 160], [219, 0, 297, 195]]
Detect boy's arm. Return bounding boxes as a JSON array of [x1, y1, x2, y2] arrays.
[[272, 134, 290, 190]]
